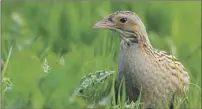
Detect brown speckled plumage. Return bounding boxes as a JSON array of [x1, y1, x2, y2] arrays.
[[93, 11, 189, 109]]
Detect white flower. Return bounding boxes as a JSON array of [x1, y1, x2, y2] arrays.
[[12, 12, 23, 26], [42, 58, 51, 73], [2, 77, 12, 92]]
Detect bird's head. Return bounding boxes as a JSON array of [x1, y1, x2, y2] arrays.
[[93, 11, 148, 44]]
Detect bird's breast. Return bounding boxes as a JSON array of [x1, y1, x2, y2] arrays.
[[118, 44, 148, 88]]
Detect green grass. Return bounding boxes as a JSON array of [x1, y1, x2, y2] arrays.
[[1, 1, 201, 109]]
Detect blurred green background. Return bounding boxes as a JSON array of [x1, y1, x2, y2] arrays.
[[1, 1, 201, 109]]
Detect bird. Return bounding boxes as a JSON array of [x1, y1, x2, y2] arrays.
[[93, 11, 190, 109]]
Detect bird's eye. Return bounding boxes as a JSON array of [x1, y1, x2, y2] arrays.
[[120, 18, 127, 23]]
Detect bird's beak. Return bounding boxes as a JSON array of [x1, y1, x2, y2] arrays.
[[93, 18, 114, 29]]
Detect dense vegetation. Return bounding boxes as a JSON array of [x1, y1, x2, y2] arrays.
[[1, 2, 201, 109]]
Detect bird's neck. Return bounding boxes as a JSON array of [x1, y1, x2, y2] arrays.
[[120, 31, 153, 52]]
